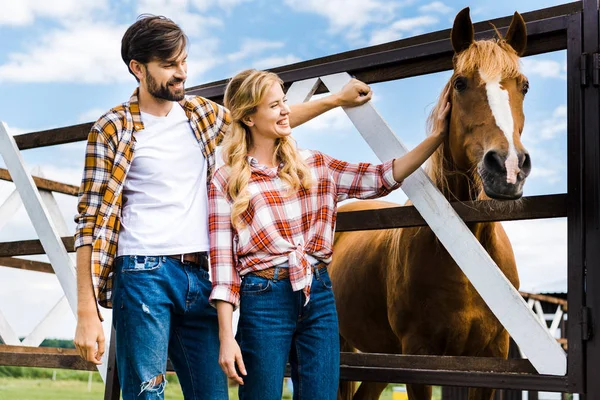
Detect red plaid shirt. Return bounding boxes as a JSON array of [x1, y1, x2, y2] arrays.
[[208, 148, 401, 308]]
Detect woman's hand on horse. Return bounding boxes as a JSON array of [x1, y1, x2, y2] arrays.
[[335, 78, 373, 107], [218, 336, 247, 385], [434, 85, 452, 137]]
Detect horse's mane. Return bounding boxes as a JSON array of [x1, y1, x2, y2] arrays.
[[424, 37, 522, 201]]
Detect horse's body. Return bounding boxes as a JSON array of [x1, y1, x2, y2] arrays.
[[331, 9, 531, 400]]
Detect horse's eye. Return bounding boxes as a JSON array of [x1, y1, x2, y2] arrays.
[[522, 80, 529, 95], [453, 77, 467, 92]]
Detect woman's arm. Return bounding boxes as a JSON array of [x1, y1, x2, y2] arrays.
[[289, 79, 372, 128], [215, 301, 246, 385]]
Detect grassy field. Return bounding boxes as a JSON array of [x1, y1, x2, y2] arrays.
[[0, 372, 439, 399], [0, 378, 409, 400]]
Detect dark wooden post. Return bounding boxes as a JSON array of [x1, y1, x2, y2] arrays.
[[580, 0, 600, 398], [104, 327, 120, 400]]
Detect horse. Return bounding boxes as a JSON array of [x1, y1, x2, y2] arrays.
[[330, 8, 531, 400]]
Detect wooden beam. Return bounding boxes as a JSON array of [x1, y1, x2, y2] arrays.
[[0, 237, 74, 257], [0, 193, 565, 257], [520, 291, 568, 311], [336, 194, 567, 232], [0, 257, 54, 273], [0, 344, 96, 371], [0, 168, 78, 196]]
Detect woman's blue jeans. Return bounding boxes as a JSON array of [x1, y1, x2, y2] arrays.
[[112, 255, 228, 400], [237, 265, 340, 400]]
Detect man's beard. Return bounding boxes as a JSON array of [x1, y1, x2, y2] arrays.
[[145, 70, 185, 101]]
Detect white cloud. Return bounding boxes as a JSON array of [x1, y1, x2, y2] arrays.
[[503, 219, 567, 293], [252, 55, 302, 70], [227, 39, 285, 62], [369, 16, 439, 45], [77, 108, 107, 123], [191, 0, 251, 12], [0, 22, 129, 84], [1, 122, 28, 136], [418, 1, 452, 14], [135, 0, 223, 37], [0, 0, 108, 26], [521, 58, 566, 80], [524, 105, 567, 143], [284, 0, 397, 35]]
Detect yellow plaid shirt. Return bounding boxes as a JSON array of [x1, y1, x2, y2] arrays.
[[74, 88, 231, 311]]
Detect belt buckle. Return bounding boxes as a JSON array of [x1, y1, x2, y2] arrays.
[[180, 254, 185, 264]]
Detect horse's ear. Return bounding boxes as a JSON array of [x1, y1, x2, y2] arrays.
[[451, 7, 474, 54], [505, 11, 527, 56]]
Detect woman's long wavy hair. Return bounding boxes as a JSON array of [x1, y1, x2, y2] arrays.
[[221, 69, 313, 228]]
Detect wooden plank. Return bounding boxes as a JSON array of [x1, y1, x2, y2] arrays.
[[520, 292, 568, 311], [0, 257, 54, 273], [187, 4, 577, 100], [338, 366, 569, 392], [336, 194, 566, 232], [103, 328, 119, 400], [0, 237, 74, 257], [339, 353, 536, 374], [285, 77, 321, 104], [0, 124, 78, 315], [0, 168, 79, 196], [13, 122, 92, 151], [319, 72, 567, 376], [0, 193, 565, 257], [0, 344, 96, 371]]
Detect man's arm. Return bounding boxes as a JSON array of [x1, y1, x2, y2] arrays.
[[288, 78, 372, 128], [73, 245, 105, 365]]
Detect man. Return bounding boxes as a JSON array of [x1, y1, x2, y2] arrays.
[[74, 15, 372, 400]]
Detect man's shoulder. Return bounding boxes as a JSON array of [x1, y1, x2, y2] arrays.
[[91, 102, 131, 137], [184, 95, 228, 116]]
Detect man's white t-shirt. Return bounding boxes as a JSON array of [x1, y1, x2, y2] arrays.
[[117, 103, 209, 256]]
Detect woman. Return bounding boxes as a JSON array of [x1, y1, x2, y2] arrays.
[[209, 69, 450, 400]]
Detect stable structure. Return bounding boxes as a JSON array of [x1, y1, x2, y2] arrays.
[[0, 0, 598, 398]]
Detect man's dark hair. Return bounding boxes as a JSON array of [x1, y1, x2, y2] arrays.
[[121, 15, 188, 81]]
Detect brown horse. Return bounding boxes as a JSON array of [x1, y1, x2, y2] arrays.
[[330, 8, 531, 400]]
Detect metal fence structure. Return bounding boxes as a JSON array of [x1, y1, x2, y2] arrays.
[[0, 0, 598, 398]]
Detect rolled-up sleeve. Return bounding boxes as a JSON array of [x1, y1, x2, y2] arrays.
[[74, 128, 115, 248], [322, 152, 401, 202], [208, 177, 241, 309]]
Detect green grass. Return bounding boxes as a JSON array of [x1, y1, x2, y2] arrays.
[[0, 371, 441, 399]]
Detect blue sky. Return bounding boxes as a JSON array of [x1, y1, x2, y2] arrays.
[[0, 0, 569, 338]]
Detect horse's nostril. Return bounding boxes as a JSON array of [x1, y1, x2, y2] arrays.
[[483, 151, 505, 173], [520, 152, 532, 175]]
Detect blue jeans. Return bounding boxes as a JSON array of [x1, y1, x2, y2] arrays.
[[112, 255, 228, 400], [237, 265, 340, 400]]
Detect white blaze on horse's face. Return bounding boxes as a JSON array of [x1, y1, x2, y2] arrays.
[[480, 70, 520, 185]]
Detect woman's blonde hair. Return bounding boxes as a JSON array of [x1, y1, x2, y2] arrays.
[[221, 69, 313, 228]]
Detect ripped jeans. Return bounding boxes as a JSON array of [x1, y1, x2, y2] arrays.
[[112, 255, 228, 400]]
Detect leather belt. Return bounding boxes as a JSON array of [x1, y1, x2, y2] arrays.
[[250, 262, 327, 280], [167, 252, 209, 271]]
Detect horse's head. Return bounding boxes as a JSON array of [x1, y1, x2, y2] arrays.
[[430, 8, 531, 201]]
